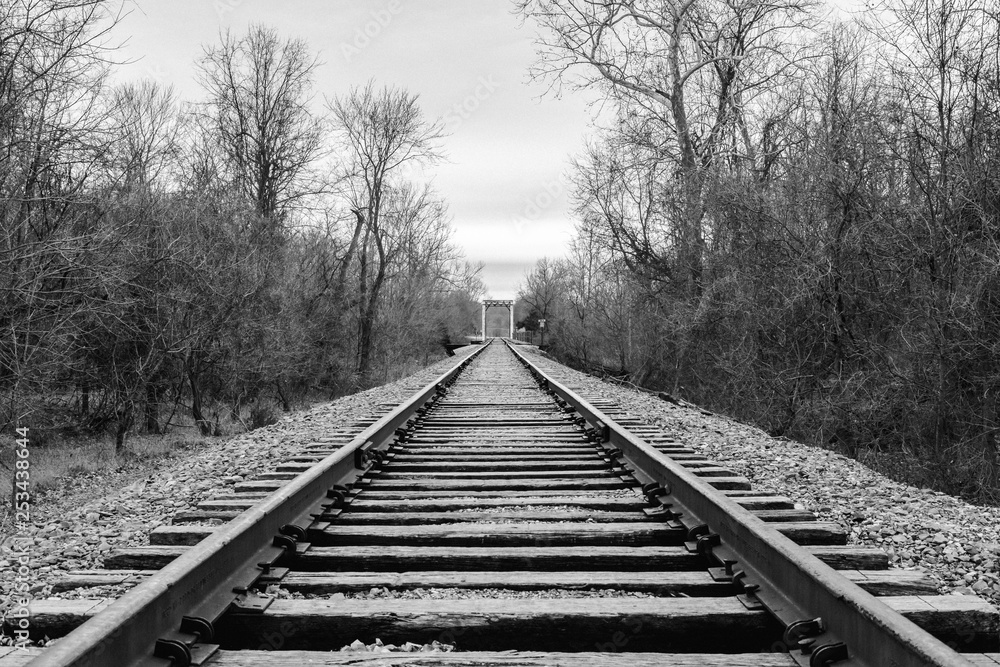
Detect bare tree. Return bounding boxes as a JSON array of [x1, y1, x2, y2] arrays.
[[196, 24, 326, 227], [0, 0, 122, 431], [518, 258, 567, 347], [104, 81, 180, 190], [516, 0, 815, 297], [328, 82, 444, 377]]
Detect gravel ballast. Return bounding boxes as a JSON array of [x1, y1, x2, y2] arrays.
[[3, 341, 999, 643], [0, 348, 478, 622], [519, 347, 1000, 607]]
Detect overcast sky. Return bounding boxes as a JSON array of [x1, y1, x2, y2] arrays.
[[113, 0, 600, 300]]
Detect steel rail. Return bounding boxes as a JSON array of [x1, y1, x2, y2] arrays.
[[27, 343, 488, 667], [504, 340, 975, 667]]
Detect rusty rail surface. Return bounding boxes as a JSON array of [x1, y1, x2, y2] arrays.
[[505, 340, 975, 667], [18, 338, 990, 666], [26, 344, 488, 667]]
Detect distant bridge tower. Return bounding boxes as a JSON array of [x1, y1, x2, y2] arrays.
[[481, 299, 515, 340]]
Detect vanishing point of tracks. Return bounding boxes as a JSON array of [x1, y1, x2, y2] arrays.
[[6, 341, 1000, 666]]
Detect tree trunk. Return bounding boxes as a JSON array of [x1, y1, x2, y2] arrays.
[[230, 394, 243, 424], [356, 228, 370, 375], [357, 304, 376, 377], [357, 209, 389, 378], [188, 361, 212, 436], [336, 209, 367, 295], [115, 405, 132, 454], [145, 382, 160, 434], [275, 379, 292, 413], [80, 381, 90, 418]]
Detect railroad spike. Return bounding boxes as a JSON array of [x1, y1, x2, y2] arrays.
[[280, 523, 307, 541], [272, 534, 297, 553], [784, 617, 825, 647], [29, 339, 992, 667], [696, 532, 722, 556], [179, 615, 214, 642], [687, 523, 710, 541], [809, 642, 849, 666], [153, 639, 192, 666]]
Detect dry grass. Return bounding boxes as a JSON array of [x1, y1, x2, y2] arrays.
[[0, 428, 214, 535], [0, 389, 338, 538], [0, 413, 248, 543]]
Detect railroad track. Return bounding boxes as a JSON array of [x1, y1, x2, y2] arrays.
[[4, 340, 1000, 666]]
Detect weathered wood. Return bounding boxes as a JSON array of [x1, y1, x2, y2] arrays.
[[404, 438, 589, 445], [0, 647, 41, 667], [638, 501, 822, 524], [722, 490, 789, 497], [752, 509, 817, 522], [353, 489, 646, 501], [275, 570, 733, 595], [210, 595, 1000, 652], [676, 466, 738, 477], [188, 650, 803, 666], [397, 448, 597, 456], [198, 498, 264, 511], [768, 521, 847, 545], [809, 545, 889, 570], [255, 472, 298, 480], [656, 454, 709, 461], [698, 476, 752, 490], [358, 478, 631, 492], [296, 546, 703, 572], [408, 437, 591, 444], [373, 470, 617, 480], [306, 460, 613, 472], [347, 496, 648, 512], [50, 569, 150, 592], [101, 545, 686, 571], [722, 494, 796, 509], [653, 508, 814, 523], [214, 597, 780, 652], [180, 508, 658, 524], [173, 510, 238, 523], [0, 647, 37, 667], [410, 431, 585, 439], [235, 480, 287, 493], [887, 595, 1000, 651], [396, 446, 598, 455], [415, 419, 574, 426], [153, 518, 844, 547], [270, 569, 937, 597], [104, 542, 886, 574], [388, 454, 611, 463], [150, 522, 685, 548], [1, 600, 112, 640], [361, 476, 751, 491], [410, 425, 579, 432], [843, 569, 940, 595], [335, 510, 652, 524], [315, 523, 682, 547], [297, 545, 886, 573], [54, 569, 729, 596]]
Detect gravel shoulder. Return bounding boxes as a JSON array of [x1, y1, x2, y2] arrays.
[[0, 350, 475, 618], [4, 342, 998, 625], [520, 347, 1000, 607]]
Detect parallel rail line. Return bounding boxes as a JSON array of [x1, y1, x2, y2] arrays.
[[6, 340, 999, 666]]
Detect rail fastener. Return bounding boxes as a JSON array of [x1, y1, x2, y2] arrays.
[[502, 339, 982, 667]]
